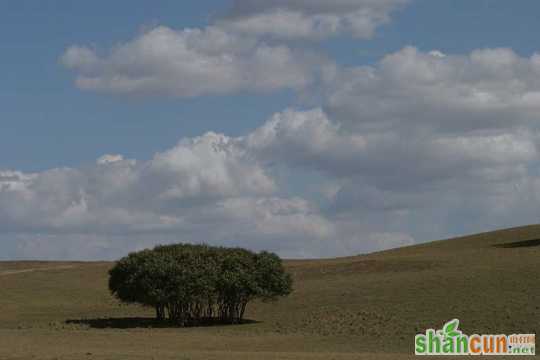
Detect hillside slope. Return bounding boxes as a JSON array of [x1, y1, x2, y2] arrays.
[[1, 225, 539, 359]]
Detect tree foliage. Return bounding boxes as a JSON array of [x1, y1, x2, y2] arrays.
[[108, 244, 292, 325]]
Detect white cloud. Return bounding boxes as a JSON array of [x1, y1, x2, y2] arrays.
[[15, 46, 540, 259], [96, 154, 125, 165], [236, 47, 540, 249], [0, 132, 346, 260], [317, 47, 540, 195], [244, 108, 538, 186], [33, 38, 540, 260], [61, 0, 406, 97], [220, 0, 407, 39], [0, 133, 273, 232], [327, 46, 540, 132], [244, 108, 367, 170], [61, 26, 325, 97]]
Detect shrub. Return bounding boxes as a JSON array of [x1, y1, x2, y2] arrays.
[[108, 244, 292, 325]]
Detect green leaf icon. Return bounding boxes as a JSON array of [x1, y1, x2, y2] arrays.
[[443, 319, 460, 338]]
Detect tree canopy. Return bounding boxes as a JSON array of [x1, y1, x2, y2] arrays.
[[108, 244, 292, 325]]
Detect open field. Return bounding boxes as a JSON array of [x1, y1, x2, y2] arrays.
[[1, 225, 539, 359]]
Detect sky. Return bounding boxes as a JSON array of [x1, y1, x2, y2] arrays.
[[2, 0, 540, 260]]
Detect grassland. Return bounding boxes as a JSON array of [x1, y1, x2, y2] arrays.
[[1, 225, 539, 359]]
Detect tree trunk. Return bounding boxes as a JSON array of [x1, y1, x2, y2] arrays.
[[240, 301, 248, 321]]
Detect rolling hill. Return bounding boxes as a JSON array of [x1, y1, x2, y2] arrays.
[[1, 225, 539, 359]]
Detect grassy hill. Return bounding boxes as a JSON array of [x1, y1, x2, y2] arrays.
[[1, 225, 539, 359]]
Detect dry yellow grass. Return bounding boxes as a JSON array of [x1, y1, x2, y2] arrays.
[[1, 225, 539, 359]]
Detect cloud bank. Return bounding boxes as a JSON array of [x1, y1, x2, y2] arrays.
[[24, 3, 540, 260], [61, 1, 408, 97], [220, 0, 407, 39], [8, 45, 540, 259], [61, 26, 327, 97]]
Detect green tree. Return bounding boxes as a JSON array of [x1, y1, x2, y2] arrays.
[[108, 244, 292, 326]]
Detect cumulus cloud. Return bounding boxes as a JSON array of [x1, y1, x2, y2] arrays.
[[61, 0, 407, 97], [61, 26, 326, 97], [236, 47, 540, 247], [0, 133, 275, 233], [327, 47, 540, 132], [220, 0, 407, 39], [32, 37, 540, 260], [244, 108, 538, 186], [0, 132, 347, 260], [244, 108, 367, 171], [313, 47, 540, 201], [238, 106, 538, 250]]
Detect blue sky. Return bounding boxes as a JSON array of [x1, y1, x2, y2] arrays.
[[2, 1, 540, 260]]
